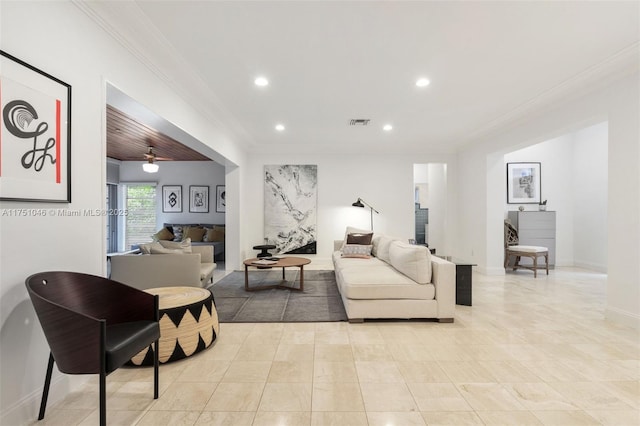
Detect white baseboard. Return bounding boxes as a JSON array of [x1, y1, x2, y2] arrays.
[[476, 266, 505, 276], [0, 374, 88, 426], [606, 306, 640, 330], [574, 260, 608, 273]]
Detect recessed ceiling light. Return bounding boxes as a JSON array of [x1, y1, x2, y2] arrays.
[[254, 76, 269, 87], [275, 124, 285, 131], [416, 78, 430, 88], [383, 124, 393, 131]]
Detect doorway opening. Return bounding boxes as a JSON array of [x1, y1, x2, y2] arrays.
[[413, 163, 447, 253]]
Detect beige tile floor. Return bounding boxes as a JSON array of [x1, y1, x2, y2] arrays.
[[33, 266, 639, 425]]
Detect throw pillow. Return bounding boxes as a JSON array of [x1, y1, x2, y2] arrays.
[[341, 226, 372, 249], [171, 225, 185, 242], [389, 240, 431, 284], [183, 226, 206, 242], [371, 233, 385, 257], [346, 232, 373, 245], [204, 227, 225, 242], [341, 244, 372, 258], [139, 241, 163, 254], [159, 238, 192, 253], [375, 235, 395, 263], [149, 246, 184, 255], [152, 227, 174, 241]]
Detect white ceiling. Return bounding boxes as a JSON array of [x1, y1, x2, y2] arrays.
[[88, 1, 639, 156]]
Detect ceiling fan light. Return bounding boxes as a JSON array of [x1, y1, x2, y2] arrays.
[[416, 77, 430, 88], [143, 162, 159, 173], [254, 76, 269, 87]]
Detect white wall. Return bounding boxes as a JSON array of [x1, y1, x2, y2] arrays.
[[605, 75, 639, 327], [119, 160, 226, 229], [503, 123, 608, 270], [427, 164, 447, 253], [458, 73, 639, 327], [240, 153, 457, 267], [572, 123, 608, 271], [0, 2, 244, 424]]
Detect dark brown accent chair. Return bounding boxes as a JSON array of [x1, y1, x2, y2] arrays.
[[25, 271, 160, 426]]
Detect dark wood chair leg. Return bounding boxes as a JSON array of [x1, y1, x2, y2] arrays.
[[153, 340, 159, 399], [153, 294, 159, 399], [533, 255, 538, 278], [545, 253, 549, 275], [38, 352, 55, 420], [99, 323, 106, 426], [99, 371, 106, 426]]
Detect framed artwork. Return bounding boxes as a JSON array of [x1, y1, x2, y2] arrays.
[[162, 185, 182, 212], [0, 50, 72, 202], [507, 162, 541, 204], [190, 185, 209, 213], [264, 165, 317, 254], [216, 185, 226, 213]]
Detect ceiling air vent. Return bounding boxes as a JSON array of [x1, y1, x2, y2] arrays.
[[349, 119, 371, 126]]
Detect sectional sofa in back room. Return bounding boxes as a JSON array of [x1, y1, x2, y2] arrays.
[[162, 223, 225, 261], [110, 223, 224, 290], [333, 227, 456, 323]]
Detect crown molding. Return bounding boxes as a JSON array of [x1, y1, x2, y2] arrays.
[[461, 42, 640, 148], [72, 0, 253, 149], [72, 0, 170, 82]]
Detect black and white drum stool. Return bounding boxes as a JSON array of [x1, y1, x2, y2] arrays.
[[130, 286, 219, 365]]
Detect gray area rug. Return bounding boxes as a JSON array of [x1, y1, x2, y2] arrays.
[[208, 270, 347, 323]]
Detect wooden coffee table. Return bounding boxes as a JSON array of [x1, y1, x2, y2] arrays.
[[243, 257, 311, 292]]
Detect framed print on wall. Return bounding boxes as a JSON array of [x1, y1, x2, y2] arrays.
[[0, 50, 72, 202], [162, 185, 182, 213], [190, 185, 209, 213], [264, 165, 317, 254], [216, 185, 226, 213], [507, 162, 541, 204]]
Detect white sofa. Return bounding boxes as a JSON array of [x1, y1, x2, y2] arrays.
[[332, 231, 455, 323], [110, 245, 216, 290]]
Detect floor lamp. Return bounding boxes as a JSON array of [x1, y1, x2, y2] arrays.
[[352, 197, 379, 230]]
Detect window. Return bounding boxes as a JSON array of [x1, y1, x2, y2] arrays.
[[123, 183, 156, 250], [106, 183, 118, 253]]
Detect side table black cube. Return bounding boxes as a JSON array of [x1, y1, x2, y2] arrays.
[[436, 256, 475, 306], [454, 264, 473, 306]]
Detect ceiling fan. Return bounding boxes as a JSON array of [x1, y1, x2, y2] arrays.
[[142, 146, 171, 173]]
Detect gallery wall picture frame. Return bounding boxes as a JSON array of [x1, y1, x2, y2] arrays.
[[190, 185, 209, 213], [216, 185, 226, 213], [507, 162, 541, 204], [162, 185, 182, 213], [264, 165, 317, 254], [0, 50, 72, 202]]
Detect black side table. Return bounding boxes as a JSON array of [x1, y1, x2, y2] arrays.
[[253, 244, 276, 258], [437, 256, 476, 306], [454, 263, 474, 306]]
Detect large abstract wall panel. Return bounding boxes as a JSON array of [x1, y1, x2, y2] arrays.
[[264, 165, 317, 254]]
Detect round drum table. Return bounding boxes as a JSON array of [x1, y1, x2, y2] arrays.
[[130, 286, 219, 365]]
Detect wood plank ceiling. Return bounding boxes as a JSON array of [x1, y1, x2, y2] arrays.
[[106, 105, 210, 162]]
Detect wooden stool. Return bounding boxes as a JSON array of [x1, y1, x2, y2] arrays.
[[504, 245, 549, 278], [504, 220, 549, 278], [130, 287, 219, 365]]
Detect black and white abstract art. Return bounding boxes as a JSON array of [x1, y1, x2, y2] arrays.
[[264, 165, 317, 254]]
